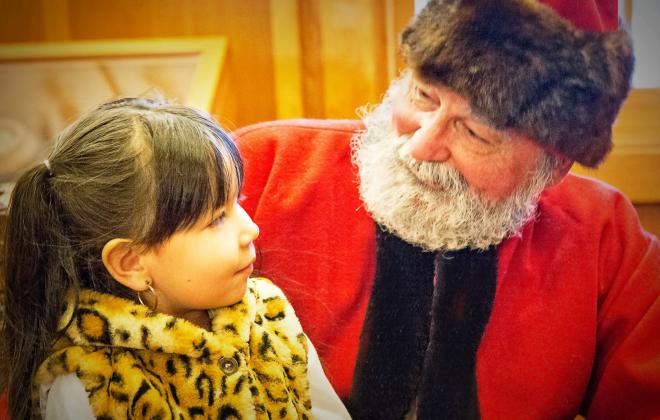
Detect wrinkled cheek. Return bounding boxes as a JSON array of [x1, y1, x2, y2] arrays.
[[448, 166, 488, 201], [467, 176, 516, 203], [391, 98, 418, 137]]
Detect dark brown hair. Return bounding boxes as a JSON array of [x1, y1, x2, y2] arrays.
[[0, 97, 243, 418]]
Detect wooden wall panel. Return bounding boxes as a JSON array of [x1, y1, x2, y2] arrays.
[[298, 0, 326, 119], [0, 1, 45, 41], [317, 0, 386, 118], [636, 204, 660, 239], [270, 0, 304, 119], [0, 0, 278, 129], [0, 0, 412, 126], [572, 88, 660, 204], [1, 0, 657, 236], [269, 0, 413, 120]]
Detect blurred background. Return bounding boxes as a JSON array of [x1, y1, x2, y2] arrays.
[[0, 0, 657, 234]]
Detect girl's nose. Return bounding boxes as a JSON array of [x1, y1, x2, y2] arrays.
[[237, 205, 260, 246]]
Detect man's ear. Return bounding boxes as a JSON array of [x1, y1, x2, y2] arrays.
[[102, 238, 148, 291], [548, 155, 574, 187]]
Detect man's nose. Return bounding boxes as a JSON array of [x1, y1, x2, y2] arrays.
[[397, 109, 453, 162]]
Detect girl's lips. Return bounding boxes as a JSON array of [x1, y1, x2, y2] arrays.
[[237, 261, 255, 274]]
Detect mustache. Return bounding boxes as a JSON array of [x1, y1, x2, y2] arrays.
[[395, 140, 469, 194]]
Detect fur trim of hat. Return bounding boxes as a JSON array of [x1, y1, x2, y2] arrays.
[[400, 0, 634, 167]]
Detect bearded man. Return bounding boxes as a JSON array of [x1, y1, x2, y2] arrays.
[[235, 0, 660, 418]]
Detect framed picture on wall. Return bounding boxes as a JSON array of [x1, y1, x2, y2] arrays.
[[0, 37, 227, 208]]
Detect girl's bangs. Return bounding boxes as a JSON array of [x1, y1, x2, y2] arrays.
[[145, 117, 243, 245]]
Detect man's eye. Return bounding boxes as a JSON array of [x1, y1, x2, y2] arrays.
[[458, 121, 490, 144], [408, 85, 437, 111], [465, 126, 482, 140], [455, 121, 501, 155], [414, 86, 433, 101]]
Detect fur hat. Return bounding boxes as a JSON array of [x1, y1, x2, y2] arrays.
[[400, 0, 634, 167]]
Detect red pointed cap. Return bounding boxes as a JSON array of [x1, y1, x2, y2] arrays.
[[538, 0, 619, 31]]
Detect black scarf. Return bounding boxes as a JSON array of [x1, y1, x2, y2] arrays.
[[348, 225, 498, 420]]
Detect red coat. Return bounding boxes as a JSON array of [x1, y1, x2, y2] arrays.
[[235, 119, 660, 419]]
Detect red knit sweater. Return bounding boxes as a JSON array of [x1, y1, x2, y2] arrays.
[[235, 119, 660, 419]]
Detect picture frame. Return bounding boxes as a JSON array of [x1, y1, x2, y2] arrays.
[[0, 36, 228, 207]]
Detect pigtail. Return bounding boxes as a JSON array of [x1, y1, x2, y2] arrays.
[[1, 162, 79, 419], [0, 97, 246, 419]]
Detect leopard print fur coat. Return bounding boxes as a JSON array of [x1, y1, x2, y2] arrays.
[[35, 277, 311, 419]]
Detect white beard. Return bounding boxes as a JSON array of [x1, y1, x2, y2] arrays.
[[351, 78, 555, 251]]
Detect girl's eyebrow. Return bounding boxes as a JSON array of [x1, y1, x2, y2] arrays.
[[215, 200, 229, 212], [199, 205, 224, 225]]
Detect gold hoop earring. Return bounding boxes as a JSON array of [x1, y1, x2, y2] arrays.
[[137, 279, 158, 311]]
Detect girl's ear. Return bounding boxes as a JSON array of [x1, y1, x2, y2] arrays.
[[102, 238, 149, 291]]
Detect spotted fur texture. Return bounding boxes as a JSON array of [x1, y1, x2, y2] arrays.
[[35, 278, 311, 419], [401, 0, 634, 167]]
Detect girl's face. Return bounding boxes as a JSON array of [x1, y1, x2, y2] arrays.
[[139, 199, 259, 317]]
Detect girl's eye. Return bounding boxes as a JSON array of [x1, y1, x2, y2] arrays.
[[209, 212, 226, 228]]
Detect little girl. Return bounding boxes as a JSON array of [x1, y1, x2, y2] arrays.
[[0, 97, 350, 419]]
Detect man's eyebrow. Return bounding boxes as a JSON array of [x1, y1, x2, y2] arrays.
[[469, 110, 496, 128]]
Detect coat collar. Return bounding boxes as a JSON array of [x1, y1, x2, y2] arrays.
[[55, 279, 261, 357]]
